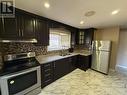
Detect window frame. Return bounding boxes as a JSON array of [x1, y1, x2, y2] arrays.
[[48, 28, 71, 51]]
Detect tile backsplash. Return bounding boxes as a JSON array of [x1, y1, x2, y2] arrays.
[[0, 43, 89, 57], [0, 43, 47, 56]]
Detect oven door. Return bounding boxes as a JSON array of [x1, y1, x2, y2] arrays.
[[0, 66, 41, 95]]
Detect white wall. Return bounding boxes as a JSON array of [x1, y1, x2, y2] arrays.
[[116, 29, 127, 74]]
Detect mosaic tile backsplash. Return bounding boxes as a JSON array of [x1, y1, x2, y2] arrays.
[[0, 43, 47, 56]]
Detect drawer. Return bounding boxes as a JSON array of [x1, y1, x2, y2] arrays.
[[43, 71, 53, 81], [41, 62, 54, 88], [44, 68, 51, 72], [44, 79, 52, 83], [44, 63, 51, 68], [44, 73, 51, 77], [42, 78, 53, 88], [43, 63, 52, 69], [44, 74, 52, 81]]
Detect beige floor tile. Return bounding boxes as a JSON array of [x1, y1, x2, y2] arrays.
[[38, 69, 127, 95]]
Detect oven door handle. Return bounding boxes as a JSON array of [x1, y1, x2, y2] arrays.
[[0, 66, 40, 79]]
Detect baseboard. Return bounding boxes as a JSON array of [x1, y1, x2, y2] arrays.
[[116, 65, 127, 76]]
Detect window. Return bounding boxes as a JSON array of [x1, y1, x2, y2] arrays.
[[48, 29, 71, 51]]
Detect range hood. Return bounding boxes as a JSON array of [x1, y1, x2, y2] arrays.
[[0, 39, 37, 43]]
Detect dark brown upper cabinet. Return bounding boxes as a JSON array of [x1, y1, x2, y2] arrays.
[[0, 18, 3, 35], [68, 27, 78, 47], [76, 28, 95, 46], [0, 7, 94, 46], [84, 28, 94, 46], [0, 18, 4, 38], [0, 16, 18, 39], [0, 9, 36, 40], [16, 10, 36, 39], [48, 20, 65, 29], [35, 18, 49, 46], [20, 13, 35, 39], [48, 20, 78, 47]]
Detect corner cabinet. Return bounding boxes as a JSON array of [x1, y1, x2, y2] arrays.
[[77, 55, 91, 71], [84, 28, 94, 46], [76, 28, 95, 46], [78, 30, 85, 45]]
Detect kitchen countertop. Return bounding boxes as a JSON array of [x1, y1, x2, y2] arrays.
[[36, 52, 92, 64]]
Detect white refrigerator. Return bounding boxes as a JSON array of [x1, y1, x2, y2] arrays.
[[91, 41, 111, 74]]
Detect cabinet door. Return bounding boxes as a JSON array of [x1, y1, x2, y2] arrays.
[[54, 58, 70, 80], [21, 13, 35, 39], [68, 56, 77, 72], [35, 19, 49, 46], [0, 17, 19, 39], [78, 55, 85, 70], [70, 28, 78, 47], [77, 30, 85, 45], [8, 71, 37, 95], [76, 28, 94, 45], [0, 17, 4, 38], [84, 28, 94, 46], [78, 55, 90, 71], [71, 56, 77, 71]]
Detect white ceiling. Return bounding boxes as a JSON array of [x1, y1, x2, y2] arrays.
[[15, 0, 127, 29]]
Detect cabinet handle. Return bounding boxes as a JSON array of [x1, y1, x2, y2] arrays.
[[44, 69, 51, 72], [45, 79, 51, 83], [19, 29, 21, 36], [2, 17, 5, 32], [54, 63, 56, 68], [45, 73, 51, 77], [21, 29, 24, 36], [44, 64, 50, 67]]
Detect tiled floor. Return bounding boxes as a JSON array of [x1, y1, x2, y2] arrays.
[[38, 69, 127, 95]]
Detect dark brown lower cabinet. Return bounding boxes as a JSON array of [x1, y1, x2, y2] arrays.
[[53, 58, 70, 81], [77, 55, 91, 71], [69, 56, 77, 72], [41, 62, 54, 88], [41, 55, 91, 88]]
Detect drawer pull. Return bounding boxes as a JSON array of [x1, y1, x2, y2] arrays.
[[44, 69, 51, 72], [45, 73, 51, 77], [54, 63, 56, 68], [45, 79, 51, 83], [44, 64, 50, 67]]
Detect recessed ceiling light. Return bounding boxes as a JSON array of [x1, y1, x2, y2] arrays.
[[85, 11, 96, 17], [111, 10, 120, 15], [80, 21, 84, 25], [44, 2, 50, 8]]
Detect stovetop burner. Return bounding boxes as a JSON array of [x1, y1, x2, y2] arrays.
[[0, 52, 40, 76]]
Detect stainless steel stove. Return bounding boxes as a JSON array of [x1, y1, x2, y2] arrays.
[[0, 52, 41, 95]]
